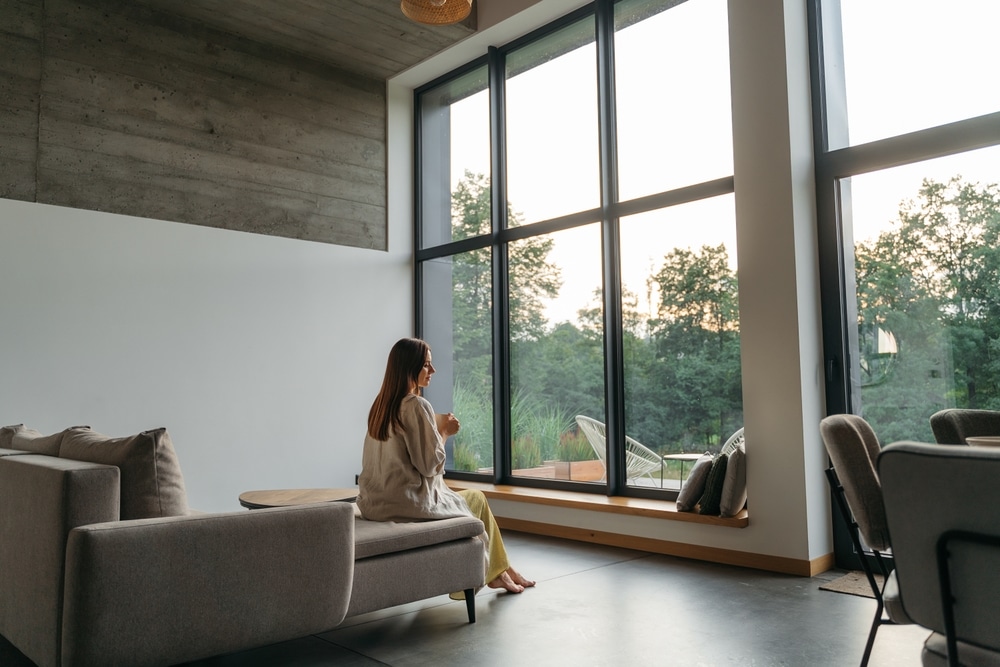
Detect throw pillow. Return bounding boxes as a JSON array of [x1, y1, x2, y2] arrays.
[[676, 453, 714, 511], [719, 441, 747, 517], [8, 425, 64, 456], [0, 424, 24, 449], [698, 453, 729, 515], [59, 426, 189, 520]]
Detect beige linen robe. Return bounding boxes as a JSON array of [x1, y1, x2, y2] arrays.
[[357, 394, 473, 522]]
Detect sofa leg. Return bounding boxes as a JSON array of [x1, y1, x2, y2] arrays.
[[464, 589, 476, 623]]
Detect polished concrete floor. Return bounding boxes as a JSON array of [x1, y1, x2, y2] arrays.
[[1, 532, 930, 666]]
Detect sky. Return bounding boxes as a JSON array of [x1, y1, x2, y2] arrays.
[[838, 0, 1000, 244], [444, 0, 999, 326]]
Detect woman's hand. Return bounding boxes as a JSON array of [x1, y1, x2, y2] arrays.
[[435, 412, 460, 438]]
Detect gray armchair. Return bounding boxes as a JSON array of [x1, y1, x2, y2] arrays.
[[819, 414, 910, 667], [878, 441, 1000, 666], [929, 408, 1000, 445]]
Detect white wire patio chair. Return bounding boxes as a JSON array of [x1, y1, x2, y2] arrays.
[[574, 415, 663, 483], [721, 427, 745, 456]]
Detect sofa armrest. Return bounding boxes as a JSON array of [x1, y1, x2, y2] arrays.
[[0, 455, 119, 667], [62, 502, 355, 667]]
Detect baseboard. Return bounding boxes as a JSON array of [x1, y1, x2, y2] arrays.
[[498, 516, 832, 576]]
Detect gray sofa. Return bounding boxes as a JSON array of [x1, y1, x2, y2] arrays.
[[0, 424, 486, 667]]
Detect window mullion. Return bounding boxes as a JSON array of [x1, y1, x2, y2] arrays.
[[488, 45, 512, 484], [596, 0, 624, 495]]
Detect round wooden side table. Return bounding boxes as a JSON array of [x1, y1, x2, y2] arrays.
[[238, 487, 358, 509]]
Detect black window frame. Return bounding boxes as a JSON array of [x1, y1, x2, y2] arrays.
[[808, 0, 1000, 566], [414, 0, 738, 500]]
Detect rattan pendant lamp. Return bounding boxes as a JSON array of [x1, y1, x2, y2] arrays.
[[401, 0, 472, 26]]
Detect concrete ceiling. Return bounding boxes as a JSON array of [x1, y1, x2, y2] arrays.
[[134, 0, 477, 80]]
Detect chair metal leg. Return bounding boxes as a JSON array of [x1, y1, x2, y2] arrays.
[[826, 467, 894, 667], [860, 587, 884, 667], [464, 588, 476, 623]]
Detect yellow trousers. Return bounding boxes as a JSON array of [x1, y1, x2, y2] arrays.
[[450, 489, 510, 598]]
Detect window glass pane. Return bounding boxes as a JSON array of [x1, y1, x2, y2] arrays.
[[418, 65, 490, 248], [615, 0, 732, 201], [508, 224, 606, 483], [838, 0, 1000, 147], [847, 145, 1000, 442], [505, 17, 600, 226], [422, 248, 494, 473], [416, 1, 744, 493], [620, 195, 742, 490]]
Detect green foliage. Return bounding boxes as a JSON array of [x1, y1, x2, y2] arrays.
[[445, 173, 747, 472], [654, 244, 739, 336], [511, 322, 606, 432], [452, 443, 481, 472], [557, 429, 595, 462], [450, 171, 563, 386], [443, 167, 1000, 471], [451, 379, 493, 469], [509, 236, 563, 342], [646, 243, 743, 448], [510, 387, 573, 463], [855, 177, 1000, 442], [512, 435, 542, 469]]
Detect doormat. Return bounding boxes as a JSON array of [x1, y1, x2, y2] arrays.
[[818, 570, 882, 599]]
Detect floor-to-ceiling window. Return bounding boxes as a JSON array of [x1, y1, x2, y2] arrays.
[[415, 0, 741, 498], [811, 0, 1000, 562], [813, 0, 1000, 436], [615, 0, 739, 490], [417, 63, 494, 473]]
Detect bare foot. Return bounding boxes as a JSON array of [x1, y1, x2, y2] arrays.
[[487, 571, 525, 594], [506, 566, 535, 588]]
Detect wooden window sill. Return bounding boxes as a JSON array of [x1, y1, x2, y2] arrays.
[[447, 480, 748, 528]]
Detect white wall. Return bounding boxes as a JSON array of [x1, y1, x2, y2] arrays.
[[0, 196, 413, 511]]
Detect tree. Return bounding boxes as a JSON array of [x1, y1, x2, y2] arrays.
[[449, 171, 562, 384], [649, 244, 742, 448], [447, 172, 750, 469], [654, 244, 739, 339], [448, 172, 567, 467], [854, 177, 1000, 442]]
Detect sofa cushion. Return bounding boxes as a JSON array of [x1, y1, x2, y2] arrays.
[[59, 427, 188, 520], [0, 424, 21, 449], [354, 515, 484, 559], [3, 424, 65, 456], [0, 448, 34, 457]]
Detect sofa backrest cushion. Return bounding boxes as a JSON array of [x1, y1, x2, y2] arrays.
[[1, 424, 65, 456], [60, 427, 189, 520], [0, 424, 20, 449]]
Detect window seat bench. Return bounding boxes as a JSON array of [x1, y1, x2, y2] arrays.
[[447, 480, 748, 527]]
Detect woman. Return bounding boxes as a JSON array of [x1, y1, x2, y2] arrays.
[[357, 337, 535, 594]]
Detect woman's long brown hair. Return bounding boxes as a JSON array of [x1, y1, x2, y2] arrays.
[[367, 338, 430, 441]]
